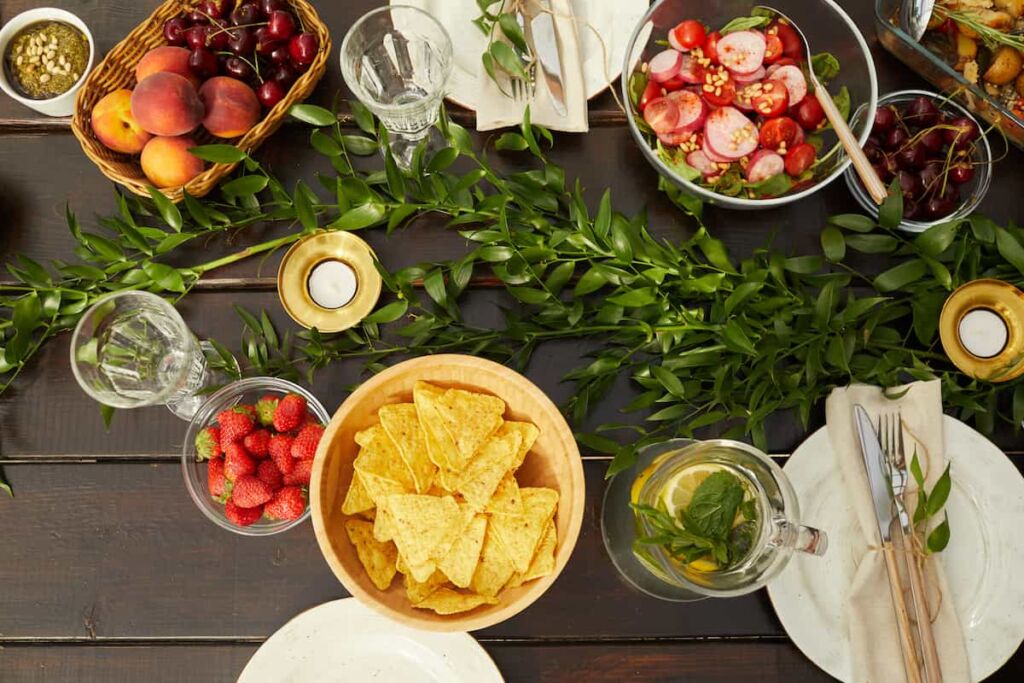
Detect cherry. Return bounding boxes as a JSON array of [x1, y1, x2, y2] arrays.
[[884, 127, 908, 151], [896, 142, 926, 170], [255, 27, 280, 56], [199, 0, 233, 20], [896, 170, 922, 200], [904, 198, 922, 220], [270, 63, 297, 87], [188, 8, 210, 24], [919, 160, 944, 192], [258, 79, 286, 108], [186, 25, 209, 50], [189, 46, 220, 79], [224, 56, 255, 81], [925, 195, 957, 220], [288, 32, 318, 66], [873, 105, 897, 135], [879, 153, 899, 180], [227, 26, 256, 55], [231, 2, 261, 26], [266, 10, 296, 41], [206, 22, 230, 50], [903, 96, 940, 128], [260, 0, 288, 15], [919, 128, 944, 153], [163, 18, 192, 46], [944, 116, 979, 150], [269, 44, 291, 65], [949, 162, 975, 184]]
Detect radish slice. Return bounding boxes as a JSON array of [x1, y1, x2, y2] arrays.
[[731, 66, 765, 85], [643, 96, 681, 134], [768, 65, 807, 106], [649, 49, 684, 83], [667, 90, 707, 132], [734, 83, 757, 111], [658, 129, 699, 147], [686, 149, 720, 176], [716, 30, 766, 75], [677, 54, 705, 84], [703, 106, 759, 160], [745, 149, 786, 183], [668, 28, 686, 52], [702, 136, 733, 163]]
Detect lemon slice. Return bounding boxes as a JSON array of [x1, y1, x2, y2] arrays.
[[658, 463, 724, 520], [629, 452, 674, 504], [688, 558, 720, 572]]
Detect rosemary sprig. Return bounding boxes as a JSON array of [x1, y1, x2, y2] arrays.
[[933, 5, 1024, 52]]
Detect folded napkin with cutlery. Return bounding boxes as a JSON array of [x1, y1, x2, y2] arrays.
[[825, 381, 969, 683], [476, 0, 588, 132]]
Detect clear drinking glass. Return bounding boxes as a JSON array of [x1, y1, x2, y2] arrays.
[[603, 439, 827, 600], [340, 5, 453, 169], [70, 291, 216, 420]]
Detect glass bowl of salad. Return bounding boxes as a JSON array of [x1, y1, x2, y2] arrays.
[[622, 0, 877, 209]]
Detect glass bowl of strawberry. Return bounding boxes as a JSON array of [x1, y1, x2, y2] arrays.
[[182, 377, 331, 536]]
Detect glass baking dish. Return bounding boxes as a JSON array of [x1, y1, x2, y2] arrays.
[[875, 0, 1024, 149]]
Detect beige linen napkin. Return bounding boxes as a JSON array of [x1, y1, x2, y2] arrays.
[[825, 380, 970, 683], [476, 0, 588, 132]]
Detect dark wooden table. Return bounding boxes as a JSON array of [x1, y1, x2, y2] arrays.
[[0, 1, 1021, 681]]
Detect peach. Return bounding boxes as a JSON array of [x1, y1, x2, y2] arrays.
[[199, 76, 260, 138], [91, 89, 152, 154], [135, 46, 199, 88], [131, 72, 205, 137], [140, 136, 205, 188]]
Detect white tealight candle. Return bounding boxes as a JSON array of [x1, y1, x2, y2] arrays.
[[307, 260, 358, 310], [958, 308, 1008, 359]]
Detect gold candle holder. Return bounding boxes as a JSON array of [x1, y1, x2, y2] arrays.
[[939, 279, 1024, 382], [277, 231, 382, 333]]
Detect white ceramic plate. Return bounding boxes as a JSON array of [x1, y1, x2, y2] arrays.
[[768, 416, 1024, 682], [396, 0, 649, 109], [237, 598, 504, 683]]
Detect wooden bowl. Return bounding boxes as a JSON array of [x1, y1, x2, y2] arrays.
[[70, 0, 330, 201], [310, 355, 585, 632]]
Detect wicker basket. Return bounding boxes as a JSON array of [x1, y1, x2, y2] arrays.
[[70, 0, 331, 202]]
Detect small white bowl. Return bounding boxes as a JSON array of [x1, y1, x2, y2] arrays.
[[0, 8, 94, 117]]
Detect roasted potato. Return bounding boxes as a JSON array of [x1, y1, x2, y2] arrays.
[[956, 33, 978, 64], [1015, 70, 1024, 97], [994, 0, 1024, 19], [984, 45, 1023, 85]]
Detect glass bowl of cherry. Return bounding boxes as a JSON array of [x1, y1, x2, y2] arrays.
[[162, 0, 321, 110], [844, 89, 993, 233]]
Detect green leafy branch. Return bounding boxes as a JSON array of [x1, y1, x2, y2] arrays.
[[910, 450, 952, 554], [475, 0, 534, 94]]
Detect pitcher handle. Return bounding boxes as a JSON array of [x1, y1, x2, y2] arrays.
[[777, 519, 828, 557]]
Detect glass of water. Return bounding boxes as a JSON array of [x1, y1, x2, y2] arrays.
[[70, 291, 215, 420], [340, 5, 453, 169]]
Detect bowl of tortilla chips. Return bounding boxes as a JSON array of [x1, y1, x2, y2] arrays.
[[310, 354, 585, 631]]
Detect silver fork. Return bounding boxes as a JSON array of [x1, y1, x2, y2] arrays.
[[509, 11, 536, 104], [879, 412, 943, 683]]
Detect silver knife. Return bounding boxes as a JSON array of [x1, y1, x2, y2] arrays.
[[853, 404, 926, 683], [530, 4, 568, 116]]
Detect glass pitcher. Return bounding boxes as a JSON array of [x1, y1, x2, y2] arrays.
[[629, 439, 826, 598]]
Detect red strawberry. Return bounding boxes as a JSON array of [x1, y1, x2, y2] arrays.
[[225, 500, 262, 526], [269, 433, 296, 475], [243, 429, 272, 458], [273, 393, 307, 432], [290, 423, 324, 460], [207, 457, 227, 498], [265, 486, 306, 520], [257, 458, 283, 491], [195, 426, 222, 460], [237, 404, 257, 421], [255, 394, 279, 427], [283, 457, 312, 486], [218, 407, 255, 449], [232, 474, 273, 508], [224, 442, 256, 481]]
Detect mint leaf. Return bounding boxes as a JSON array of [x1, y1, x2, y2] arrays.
[[682, 471, 745, 540]]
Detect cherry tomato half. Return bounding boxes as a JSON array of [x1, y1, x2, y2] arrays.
[[701, 67, 736, 107], [793, 96, 826, 130], [784, 142, 817, 176], [763, 33, 784, 64], [661, 75, 687, 92], [769, 21, 803, 58], [638, 79, 662, 113], [759, 116, 803, 153], [672, 19, 707, 50], [703, 31, 722, 64], [643, 96, 680, 134], [751, 81, 789, 118]]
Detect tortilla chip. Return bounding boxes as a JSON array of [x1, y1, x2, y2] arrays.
[[412, 587, 499, 615], [470, 526, 517, 597], [497, 421, 539, 469], [384, 493, 462, 567], [435, 386, 505, 469], [489, 487, 559, 573], [404, 568, 448, 604], [345, 519, 398, 591], [373, 500, 395, 542], [507, 519, 557, 589], [402, 556, 438, 583], [485, 474, 523, 516], [413, 382, 458, 471], [456, 430, 522, 510], [359, 470, 408, 509], [341, 471, 375, 516], [379, 403, 437, 494], [438, 514, 487, 588], [353, 425, 417, 493]]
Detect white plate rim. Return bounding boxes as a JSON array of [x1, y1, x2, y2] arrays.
[[393, 0, 648, 110], [767, 415, 1024, 682], [237, 598, 504, 683]]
